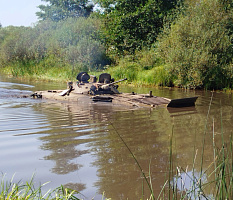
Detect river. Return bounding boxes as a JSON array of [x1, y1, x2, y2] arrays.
[[0, 74, 232, 199]]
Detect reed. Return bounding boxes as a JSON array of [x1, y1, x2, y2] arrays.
[[110, 122, 155, 200], [170, 126, 233, 200], [1, 59, 77, 82], [165, 93, 232, 199], [0, 174, 80, 200]]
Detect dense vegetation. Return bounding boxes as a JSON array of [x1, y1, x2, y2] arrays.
[[36, 0, 94, 21], [158, 0, 233, 89], [0, 17, 109, 80], [0, 0, 233, 89], [96, 0, 180, 55]]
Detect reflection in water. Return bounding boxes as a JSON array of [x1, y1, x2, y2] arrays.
[[174, 169, 210, 200], [91, 108, 172, 198], [167, 106, 197, 116], [1, 75, 233, 199], [35, 103, 116, 176]]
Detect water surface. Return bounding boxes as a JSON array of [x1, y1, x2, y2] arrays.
[[0, 75, 232, 199]]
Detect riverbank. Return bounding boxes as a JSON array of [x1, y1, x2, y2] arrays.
[[0, 66, 170, 91], [2, 64, 233, 94], [0, 61, 76, 82], [0, 48, 174, 87]]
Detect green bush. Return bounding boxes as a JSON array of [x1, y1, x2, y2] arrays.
[[0, 17, 110, 78], [106, 48, 174, 86], [157, 0, 233, 89]]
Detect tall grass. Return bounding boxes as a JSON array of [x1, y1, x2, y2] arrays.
[[168, 95, 232, 199], [110, 122, 155, 200], [0, 174, 80, 200], [106, 49, 175, 87], [169, 125, 233, 200], [165, 92, 232, 199], [1, 59, 77, 82]]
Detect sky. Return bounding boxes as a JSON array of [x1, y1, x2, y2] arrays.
[[0, 0, 45, 27]]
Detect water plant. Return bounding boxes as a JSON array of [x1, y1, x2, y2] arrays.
[[0, 174, 80, 200], [165, 94, 233, 199]]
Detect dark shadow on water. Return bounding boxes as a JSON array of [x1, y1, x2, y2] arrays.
[[167, 106, 198, 117]]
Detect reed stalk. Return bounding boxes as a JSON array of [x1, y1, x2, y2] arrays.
[[0, 174, 80, 200], [110, 122, 155, 200]]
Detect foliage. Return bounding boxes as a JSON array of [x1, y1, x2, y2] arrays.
[[96, 0, 181, 56], [0, 17, 110, 76], [157, 0, 233, 89], [0, 26, 37, 64], [36, 0, 94, 22], [0, 174, 80, 200], [106, 48, 174, 86], [1, 0, 233, 90]]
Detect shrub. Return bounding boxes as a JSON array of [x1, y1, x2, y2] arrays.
[[0, 17, 110, 77], [106, 48, 174, 86], [157, 0, 233, 89]]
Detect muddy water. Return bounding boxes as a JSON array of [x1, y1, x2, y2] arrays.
[[0, 75, 233, 199]]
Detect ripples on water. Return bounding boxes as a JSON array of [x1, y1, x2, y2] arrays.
[[0, 76, 233, 199]]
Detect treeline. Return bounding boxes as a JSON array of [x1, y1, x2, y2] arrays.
[[0, 0, 233, 89], [0, 17, 109, 80]]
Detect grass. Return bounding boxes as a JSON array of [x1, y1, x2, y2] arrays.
[[0, 60, 173, 87], [0, 174, 81, 200], [0, 47, 175, 87], [164, 92, 232, 200], [0, 174, 113, 200], [0, 59, 78, 82], [167, 96, 232, 200], [169, 131, 233, 200]]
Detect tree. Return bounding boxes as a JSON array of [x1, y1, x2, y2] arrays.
[[157, 0, 233, 89], [96, 0, 180, 56], [36, 0, 94, 22]]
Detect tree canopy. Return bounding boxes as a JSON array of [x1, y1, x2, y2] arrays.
[[1, 0, 233, 89], [96, 0, 181, 56], [36, 0, 94, 22]]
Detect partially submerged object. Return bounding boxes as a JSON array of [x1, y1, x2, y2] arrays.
[[31, 72, 198, 108]]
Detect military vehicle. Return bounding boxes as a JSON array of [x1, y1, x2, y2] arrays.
[[31, 72, 198, 108], [73, 72, 127, 95]]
